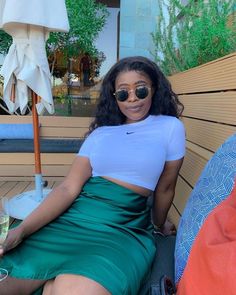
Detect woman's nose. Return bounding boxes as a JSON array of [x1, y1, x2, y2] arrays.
[[127, 89, 138, 102]]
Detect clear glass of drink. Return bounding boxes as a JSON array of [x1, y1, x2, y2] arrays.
[[0, 197, 10, 281]]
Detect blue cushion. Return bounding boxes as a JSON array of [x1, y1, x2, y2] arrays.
[[0, 139, 84, 153], [0, 124, 33, 139], [175, 133, 236, 283]]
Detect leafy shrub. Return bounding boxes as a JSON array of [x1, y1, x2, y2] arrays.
[[152, 0, 236, 75]]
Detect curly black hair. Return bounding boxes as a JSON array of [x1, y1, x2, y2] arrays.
[[89, 56, 183, 132]]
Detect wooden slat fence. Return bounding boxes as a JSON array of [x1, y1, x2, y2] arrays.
[[168, 52, 236, 226]]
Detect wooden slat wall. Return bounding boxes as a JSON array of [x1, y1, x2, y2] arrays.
[[168, 52, 236, 226], [182, 118, 236, 152], [168, 52, 236, 94], [0, 116, 92, 181]]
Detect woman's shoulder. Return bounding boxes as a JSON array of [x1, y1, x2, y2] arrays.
[[150, 116, 185, 142]]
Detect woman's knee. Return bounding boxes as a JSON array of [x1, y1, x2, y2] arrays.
[[51, 274, 111, 295]]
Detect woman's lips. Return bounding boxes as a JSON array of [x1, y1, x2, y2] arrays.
[[127, 105, 142, 112]]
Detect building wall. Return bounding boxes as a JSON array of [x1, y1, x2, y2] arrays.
[[119, 0, 158, 60], [96, 8, 119, 77]]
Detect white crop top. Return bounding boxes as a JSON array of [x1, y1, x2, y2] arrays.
[[78, 115, 185, 191]]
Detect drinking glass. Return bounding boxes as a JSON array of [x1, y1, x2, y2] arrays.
[[0, 197, 9, 281]]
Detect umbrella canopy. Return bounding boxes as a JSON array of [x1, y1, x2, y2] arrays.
[[0, 0, 69, 219], [0, 0, 69, 114]]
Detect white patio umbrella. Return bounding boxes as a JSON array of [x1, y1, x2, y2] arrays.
[[0, 0, 69, 219]]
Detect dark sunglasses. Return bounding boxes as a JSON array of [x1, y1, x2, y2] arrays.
[[113, 86, 151, 102]]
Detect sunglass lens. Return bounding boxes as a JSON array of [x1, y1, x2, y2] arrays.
[[135, 86, 149, 99], [116, 90, 129, 101]]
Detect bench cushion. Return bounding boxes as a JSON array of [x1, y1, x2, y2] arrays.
[[0, 139, 84, 153], [0, 124, 33, 139], [175, 133, 236, 283]]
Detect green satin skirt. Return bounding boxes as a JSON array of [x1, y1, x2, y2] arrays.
[[1, 177, 156, 295]]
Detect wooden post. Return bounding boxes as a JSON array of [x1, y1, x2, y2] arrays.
[[31, 90, 42, 174]]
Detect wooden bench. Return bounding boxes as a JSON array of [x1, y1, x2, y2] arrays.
[[0, 116, 92, 182], [168, 52, 236, 227]]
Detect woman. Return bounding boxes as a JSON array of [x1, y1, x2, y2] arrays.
[[0, 56, 185, 295]]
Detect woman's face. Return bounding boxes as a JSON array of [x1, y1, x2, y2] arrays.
[[114, 70, 153, 124]]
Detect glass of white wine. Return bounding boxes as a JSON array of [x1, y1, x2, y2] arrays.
[[0, 197, 10, 281]]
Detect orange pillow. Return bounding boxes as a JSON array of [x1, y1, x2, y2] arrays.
[[177, 181, 236, 295]]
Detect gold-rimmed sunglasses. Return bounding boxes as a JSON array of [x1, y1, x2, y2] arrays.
[[113, 86, 151, 102]]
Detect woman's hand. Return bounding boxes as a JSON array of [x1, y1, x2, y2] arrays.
[[0, 226, 24, 256], [161, 219, 177, 236], [153, 219, 177, 236]]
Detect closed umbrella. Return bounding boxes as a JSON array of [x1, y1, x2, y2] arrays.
[[0, 0, 69, 219]]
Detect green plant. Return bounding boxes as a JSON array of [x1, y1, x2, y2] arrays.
[[47, 0, 109, 81], [47, 0, 109, 62], [0, 31, 12, 54], [0, 0, 109, 71], [152, 0, 236, 75]]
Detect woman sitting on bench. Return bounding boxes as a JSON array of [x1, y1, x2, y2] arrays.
[[0, 56, 185, 295]]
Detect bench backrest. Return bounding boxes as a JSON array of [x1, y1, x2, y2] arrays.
[[0, 116, 92, 181], [168, 52, 236, 226]]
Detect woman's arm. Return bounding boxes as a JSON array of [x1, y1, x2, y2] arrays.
[[21, 156, 91, 237], [152, 158, 184, 234], [1, 156, 91, 254]]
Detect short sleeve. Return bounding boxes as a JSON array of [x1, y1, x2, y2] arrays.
[[166, 118, 186, 161], [77, 132, 95, 158]]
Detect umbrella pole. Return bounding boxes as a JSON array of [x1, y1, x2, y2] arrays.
[[4, 91, 51, 219], [31, 90, 43, 201]]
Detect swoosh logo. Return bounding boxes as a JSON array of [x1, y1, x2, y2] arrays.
[[126, 132, 135, 135]]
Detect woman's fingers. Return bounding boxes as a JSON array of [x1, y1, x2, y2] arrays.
[[162, 220, 177, 236]]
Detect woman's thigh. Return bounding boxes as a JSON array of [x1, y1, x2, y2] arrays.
[[0, 276, 45, 295], [51, 274, 111, 295]]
